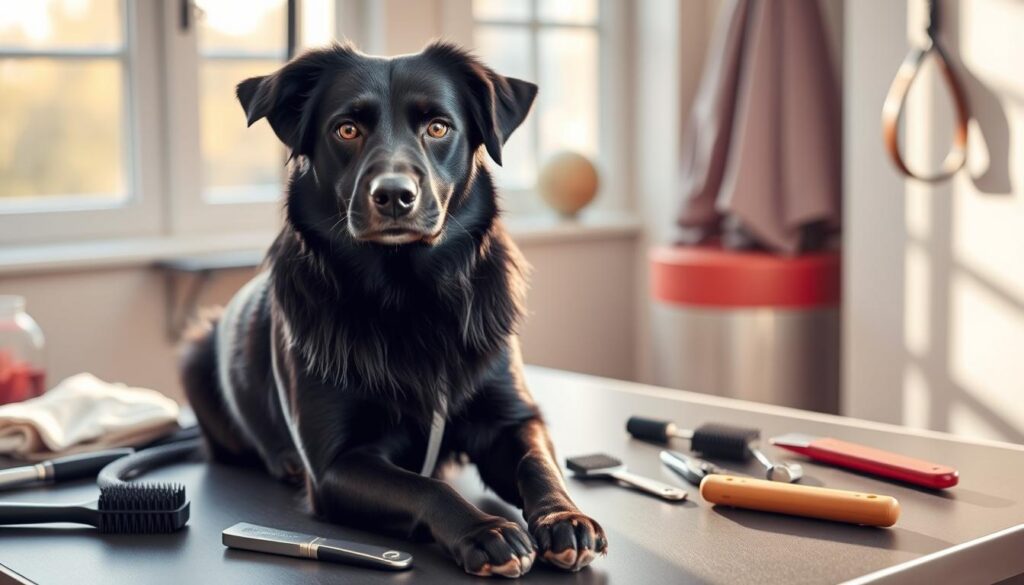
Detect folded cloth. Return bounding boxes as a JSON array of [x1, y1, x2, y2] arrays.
[[0, 373, 180, 462]]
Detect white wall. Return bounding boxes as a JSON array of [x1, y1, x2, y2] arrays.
[[634, 0, 713, 384], [0, 234, 638, 403], [845, 0, 1024, 443]]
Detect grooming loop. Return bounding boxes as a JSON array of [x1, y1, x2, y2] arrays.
[[882, 0, 970, 183]]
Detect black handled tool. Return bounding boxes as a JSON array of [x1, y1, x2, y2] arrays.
[[627, 417, 803, 483], [626, 417, 758, 460], [0, 448, 135, 491]]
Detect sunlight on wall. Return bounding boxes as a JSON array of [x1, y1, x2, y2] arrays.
[[902, 364, 930, 429], [949, 401, 1004, 440], [903, 243, 931, 357], [950, 272, 1024, 435], [893, 0, 1024, 443]]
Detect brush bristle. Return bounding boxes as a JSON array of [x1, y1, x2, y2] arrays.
[[691, 424, 759, 460], [97, 483, 190, 534]]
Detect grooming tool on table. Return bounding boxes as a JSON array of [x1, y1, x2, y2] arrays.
[[223, 522, 413, 571], [0, 483, 189, 532], [627, 417, 758, 458], [566, 453, 687, 501], [0, 448, 134, 491], [700, 475, 900, 527], [659, 450, 735, 486], [750, 444, 803, 483], [771, 433, 959, 489], [627, 416, 803, 483], [96, 438, 201, 488]]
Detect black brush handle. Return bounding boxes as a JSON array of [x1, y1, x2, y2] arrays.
[[0, 502, 98, 527], [626, 416, 673, 443], [50, 449, 135, 483]]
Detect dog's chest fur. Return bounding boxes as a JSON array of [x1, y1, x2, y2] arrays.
[[270, 224, 526, 418]]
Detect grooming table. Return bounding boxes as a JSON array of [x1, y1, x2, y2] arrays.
[[1, 367, 1022, 584]]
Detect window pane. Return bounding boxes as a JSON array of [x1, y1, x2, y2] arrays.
[[537, 0, 598, 24], [0, 0, 122, 50], [200, 60, 283, 202], [196, 0, 287, 55], [473, 0, 531, 22], [0, 58, 125, 207], [537, 29, 598, 163], [474, 26, 535, 190]]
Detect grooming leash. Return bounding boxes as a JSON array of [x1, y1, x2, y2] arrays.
[[419, 395, 447, 477], [882, 0, 970, 183]]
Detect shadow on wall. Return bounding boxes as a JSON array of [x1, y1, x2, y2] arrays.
[[900, 0, 1023, 444], [959, 65, 1011, 195]]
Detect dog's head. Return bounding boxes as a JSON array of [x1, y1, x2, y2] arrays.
[[237, 42, 536, 246]]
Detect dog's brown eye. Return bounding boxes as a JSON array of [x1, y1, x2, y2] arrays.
[[427, 120, 449, 139], [338, 123, 360, 140]]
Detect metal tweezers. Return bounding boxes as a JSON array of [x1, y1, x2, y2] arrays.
[[659, 450, 735, 486]]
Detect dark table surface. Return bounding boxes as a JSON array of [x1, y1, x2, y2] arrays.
[[2, 367, 1024, 585]]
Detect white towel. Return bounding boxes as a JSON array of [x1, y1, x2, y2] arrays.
[[0, 373, 180, 461]]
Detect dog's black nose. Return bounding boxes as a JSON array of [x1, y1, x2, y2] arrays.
[[369, 173, 418, 218]]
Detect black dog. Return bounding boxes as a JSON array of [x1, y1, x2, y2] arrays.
[[180, 41, 606, 578]]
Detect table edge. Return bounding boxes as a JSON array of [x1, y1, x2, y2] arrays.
[[841, 523, 1024, 585]]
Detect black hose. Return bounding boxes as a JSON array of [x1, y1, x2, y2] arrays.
[[96, 437, 202, 489]]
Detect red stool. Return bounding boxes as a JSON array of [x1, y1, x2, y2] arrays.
[[650, 245, 841, 413]]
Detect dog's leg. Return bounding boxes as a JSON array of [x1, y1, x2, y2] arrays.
[[281, 339, 538, 579], [474, 417, 608, 572], [306, 449, 537, 578]]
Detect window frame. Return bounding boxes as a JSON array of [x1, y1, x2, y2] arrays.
[[444, 0, 630, 217], [0, 0, 164, 245], [160, 0, 291, 237]]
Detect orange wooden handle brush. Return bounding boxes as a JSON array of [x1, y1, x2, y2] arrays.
[[699, 475, 900, 527]]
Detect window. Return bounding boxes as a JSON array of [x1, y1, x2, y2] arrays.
[[471, 0, 604, 212], [165, 0, 332, 235], [196, 0, 290, 204], [0, 0, 127, 211], [0, 0, 333, 245], [0, 1, 623, 248]]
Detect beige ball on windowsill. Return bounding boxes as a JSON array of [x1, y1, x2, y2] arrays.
[[536, 151, 599, 217]]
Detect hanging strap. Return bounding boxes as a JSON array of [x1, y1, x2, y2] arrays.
[[419, 395, 448, 477], [881, 0, 970, 183]]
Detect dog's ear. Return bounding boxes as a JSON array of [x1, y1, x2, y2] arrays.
[[424, 42, 538, 166], [237, 43, 357, 156]]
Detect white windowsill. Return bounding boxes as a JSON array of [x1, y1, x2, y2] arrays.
[[0, 212, 641, 277]]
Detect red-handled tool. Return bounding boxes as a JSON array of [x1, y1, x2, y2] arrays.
[[770, 433, 959, 489]]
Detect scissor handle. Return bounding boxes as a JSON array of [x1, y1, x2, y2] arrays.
[[881, 40, 970, 183]]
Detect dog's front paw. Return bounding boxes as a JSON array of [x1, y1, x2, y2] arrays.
[[451, 517, 536, 578], [530, 509, 607, 572]]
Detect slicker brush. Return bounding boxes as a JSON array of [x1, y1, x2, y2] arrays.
[[0, 482, 189, 533]]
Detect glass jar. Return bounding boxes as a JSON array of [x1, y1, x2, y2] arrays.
[[0, 295, 46, 404]]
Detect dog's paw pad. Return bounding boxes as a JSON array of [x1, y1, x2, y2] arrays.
[[531, 509, 606, 572], [453, 518, 536, 578]]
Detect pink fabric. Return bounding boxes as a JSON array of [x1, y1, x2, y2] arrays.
[[677, 0, 841, 255]]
